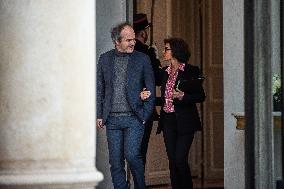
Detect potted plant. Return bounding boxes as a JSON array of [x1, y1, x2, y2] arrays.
[[273, 74, 282, 111]]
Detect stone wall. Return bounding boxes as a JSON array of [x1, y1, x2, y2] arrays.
[[96, 0, 128, 188], [223, 0, 245, 188]]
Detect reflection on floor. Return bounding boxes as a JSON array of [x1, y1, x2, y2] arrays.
[[146, 185, 224, 189]]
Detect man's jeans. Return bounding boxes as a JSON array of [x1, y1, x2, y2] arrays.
[[106, 115, 145, 189], [141, 119, 152, 167]]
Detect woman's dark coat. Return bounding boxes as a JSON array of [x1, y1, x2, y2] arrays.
[[158, 64, 206, 134]]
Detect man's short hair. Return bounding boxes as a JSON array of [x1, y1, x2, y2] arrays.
[[110, 22, 133, 44]]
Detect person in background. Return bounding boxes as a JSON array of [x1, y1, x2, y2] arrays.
[[133, 13, 162, 167], [96, 22, 155, 189], [158, 37, 205, 189]]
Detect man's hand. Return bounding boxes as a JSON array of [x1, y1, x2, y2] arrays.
[[96, 119, 104, 129], [140, 88, 151, 100]]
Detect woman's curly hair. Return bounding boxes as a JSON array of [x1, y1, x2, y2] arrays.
[[164, 37, 191, 63]]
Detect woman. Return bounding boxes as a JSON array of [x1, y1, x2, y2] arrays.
[[158, 37, 205, 189]]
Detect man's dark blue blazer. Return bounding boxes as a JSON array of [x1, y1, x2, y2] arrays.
[[96, 49, 155, 124]]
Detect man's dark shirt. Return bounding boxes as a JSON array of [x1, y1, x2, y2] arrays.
[[135, 40, 161, 86]]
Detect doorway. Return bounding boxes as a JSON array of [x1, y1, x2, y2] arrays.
[[134, 0, 224, 188]]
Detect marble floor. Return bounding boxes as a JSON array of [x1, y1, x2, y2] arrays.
[[146, 185, 171, 189], [147, 185, 224, 189]]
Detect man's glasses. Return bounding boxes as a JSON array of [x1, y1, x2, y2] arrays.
[[164, 47, 172, 51]]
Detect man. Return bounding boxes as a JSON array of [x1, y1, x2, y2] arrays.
[[133, 13, 161, 167], [96, 22, 155, 189]]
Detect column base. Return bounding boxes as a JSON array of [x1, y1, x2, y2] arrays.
[[0, 169, 103, 189]]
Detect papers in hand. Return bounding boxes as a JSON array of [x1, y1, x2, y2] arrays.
[[175, 77, 205, 93]]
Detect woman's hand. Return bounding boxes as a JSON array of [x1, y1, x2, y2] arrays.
[[173, 88, 184, 100], [140, 88, 151, 100]]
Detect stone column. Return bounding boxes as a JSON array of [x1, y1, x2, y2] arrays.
[[0, 1, 103, 188], [244, 0, 275, 189]]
